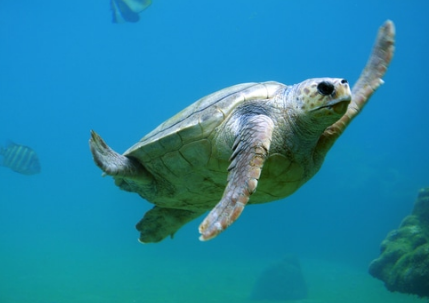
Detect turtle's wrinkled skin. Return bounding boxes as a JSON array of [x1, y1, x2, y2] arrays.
[[90, 21, 395, 243]]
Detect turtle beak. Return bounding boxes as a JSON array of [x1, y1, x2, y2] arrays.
[[312, 95, 351, 114], [324, 96, 351, 113]]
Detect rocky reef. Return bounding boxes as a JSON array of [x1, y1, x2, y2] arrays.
[[369, 187, 429, 298]]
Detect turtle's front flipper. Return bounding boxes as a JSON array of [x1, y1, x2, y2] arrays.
[[199, 115, 274, 241], [137, 206, 204, 243], [315, 20, 395, 155], [89, 130, 152, 183]]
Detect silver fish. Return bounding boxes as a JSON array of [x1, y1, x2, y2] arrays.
[[0, 142, 41, 175]]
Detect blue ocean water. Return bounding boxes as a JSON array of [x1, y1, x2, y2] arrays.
[[0, 1, 428, 302]]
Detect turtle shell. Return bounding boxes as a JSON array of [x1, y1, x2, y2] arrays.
[[120, 81, 285, 209], [125, 81, 284, 162]]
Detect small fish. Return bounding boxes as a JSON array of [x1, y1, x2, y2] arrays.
[[0, 142, 41, 175], [111, 0, 152, 23]]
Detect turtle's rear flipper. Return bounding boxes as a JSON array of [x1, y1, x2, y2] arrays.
[[137, 206, 204, 243], [89, 130, 152, 183]]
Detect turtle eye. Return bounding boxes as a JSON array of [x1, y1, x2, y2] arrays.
[[317, 81, 335, 96]]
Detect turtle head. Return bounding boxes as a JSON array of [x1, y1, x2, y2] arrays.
[[287, 78, 351, 126]]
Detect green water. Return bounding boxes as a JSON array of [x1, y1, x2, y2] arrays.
[[1, 1, 429, 302], [0, 245, 423, 303]]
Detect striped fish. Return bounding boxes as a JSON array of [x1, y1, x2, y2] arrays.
[[0, 142, 41, 175]]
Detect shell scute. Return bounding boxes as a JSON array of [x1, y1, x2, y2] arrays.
[[126, 82, 285, 161], [179, 139, 211, 168], [159, 132, 182, 151], [161, 150, 191, 177]]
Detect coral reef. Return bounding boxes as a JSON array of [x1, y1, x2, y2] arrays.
[[251, 254, 307, 301], [369, 187, 429, 298]]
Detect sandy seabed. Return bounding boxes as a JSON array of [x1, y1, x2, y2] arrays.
[[0, 248, 425, 303]]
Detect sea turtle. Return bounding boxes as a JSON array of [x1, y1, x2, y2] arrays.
[[90, 21, 395, 243]]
